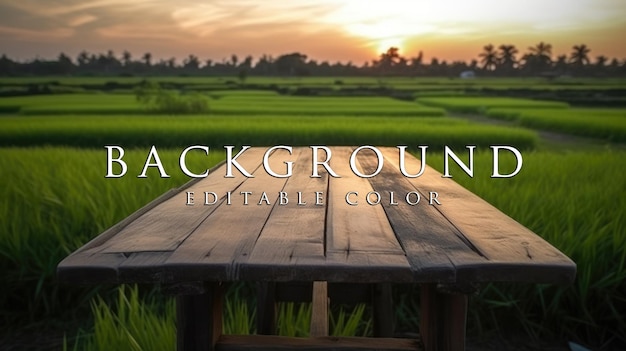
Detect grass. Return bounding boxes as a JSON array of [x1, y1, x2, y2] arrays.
[[486, 108, 626, 142], [66, 284, 371, 350], [0, 147, 225, 327], [0, 93, 445, 116], [0, 114, 538, 150], [417, 97, 569, 113]]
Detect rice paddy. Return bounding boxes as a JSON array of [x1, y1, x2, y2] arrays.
[[1, 77, 624, 350]]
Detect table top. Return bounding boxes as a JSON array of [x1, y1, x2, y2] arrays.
[[58, 146, 575, 287]]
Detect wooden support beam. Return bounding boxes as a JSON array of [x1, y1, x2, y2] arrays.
[[372, 283, 394, 337], [310, 281, 329, 337], [257, 282, 277, 335], [216, 335, 421, 351], [176, 282, 223, 351], [420, 284, 467, 351]]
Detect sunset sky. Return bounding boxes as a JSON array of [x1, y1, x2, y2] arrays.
[[1, 0, 625, 64]]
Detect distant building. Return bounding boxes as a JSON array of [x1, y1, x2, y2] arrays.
[[460, 70, 475, 79]]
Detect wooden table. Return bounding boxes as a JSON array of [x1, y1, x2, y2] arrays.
[[58, 146, 576, 351]]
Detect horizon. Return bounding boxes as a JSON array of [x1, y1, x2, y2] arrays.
[[1, 0, 625, 64]]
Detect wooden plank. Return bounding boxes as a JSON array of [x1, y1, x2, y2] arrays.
[[360, 150, 485, 284], [165, 148, 299, 281], [322, 147, 412, 282], [58, 176, 203, 284], [310, 281, 329, 337], [241, 149, 328, 281], [326, 147, 406, 254], [57, 251, 126, 284], [216, 335, 421, 351], [380, 147, 576, 284], [117, 251, 173, 283], [93, 148, 267, 254], [324, 251, 414, 283]]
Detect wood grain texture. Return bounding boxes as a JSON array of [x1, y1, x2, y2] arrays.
[[379, 147, 576, 284], [359, 151, 484, 284], [310, 281, 329, 337], [241, 148, 327, 281], [94, 148, 267, 254], [324, 147, 413, 282], [58, 146, 575, 287], [164, 148, 298, 281]]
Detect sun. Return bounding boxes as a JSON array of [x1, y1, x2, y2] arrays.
[[319, 2, 434, 57]]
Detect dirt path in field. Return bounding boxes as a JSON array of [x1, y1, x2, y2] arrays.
[[449, 113, 626, 151]]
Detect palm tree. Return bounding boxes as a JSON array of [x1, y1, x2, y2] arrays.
[[498, 44, 518, 70], [122, 51, 131, 65], [595, 55, 608, 67], [183, 54, 199, 70], [379, 47, 400, 67], [528, 42, 552, 64], [167, 57, 176, 69], [478, 44, 498, 71], [554, 54, 569, 73], [410, 51, 423, 67], [570, 44, 591, 66], [142, 52, 152, 67], [77, 51, 89, 67]]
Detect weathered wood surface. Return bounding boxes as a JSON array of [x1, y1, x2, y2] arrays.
[[58, 146, 576, 286]]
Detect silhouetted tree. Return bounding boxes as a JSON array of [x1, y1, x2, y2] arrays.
[[1, 44, 625, 78], [142, 53, 152, 67], [498, 44, 518, 73], [77, 51, 89, 67], [57, 53, 74, 74], [275, 53, 307, 76], [122, 51, 132, 67], [521, 42, 553, 75], [0, 54, 16, 75], [554, 55, 569, 75], [529, 42, 552, 62], [595, 55, 608, 67], [377, 47, 400, 72], [479, 44, 498, 71], [570, 44, 591, 66]]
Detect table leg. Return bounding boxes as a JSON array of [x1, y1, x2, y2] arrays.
[[372, 283, 394, 337], [256, 282, 277, 335], [420, 284, 467, 351], [176, 282, 223, 351]]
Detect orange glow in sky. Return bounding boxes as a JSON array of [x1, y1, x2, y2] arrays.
[[0, 0, 625, 63]]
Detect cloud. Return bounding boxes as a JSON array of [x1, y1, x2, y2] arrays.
[[0, 0, 625, 61], [68, 14, 97, 27], [0, 25, 74, 41]]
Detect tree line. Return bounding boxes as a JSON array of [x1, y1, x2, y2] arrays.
[[1, 42, 625, 78]]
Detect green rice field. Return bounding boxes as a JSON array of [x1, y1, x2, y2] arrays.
[[0, 115, 537, 149], [486, 108, 626, 142], [1, 78, 625, 350], [416, 96, 570, 113], [0, 93, 446, 116]]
